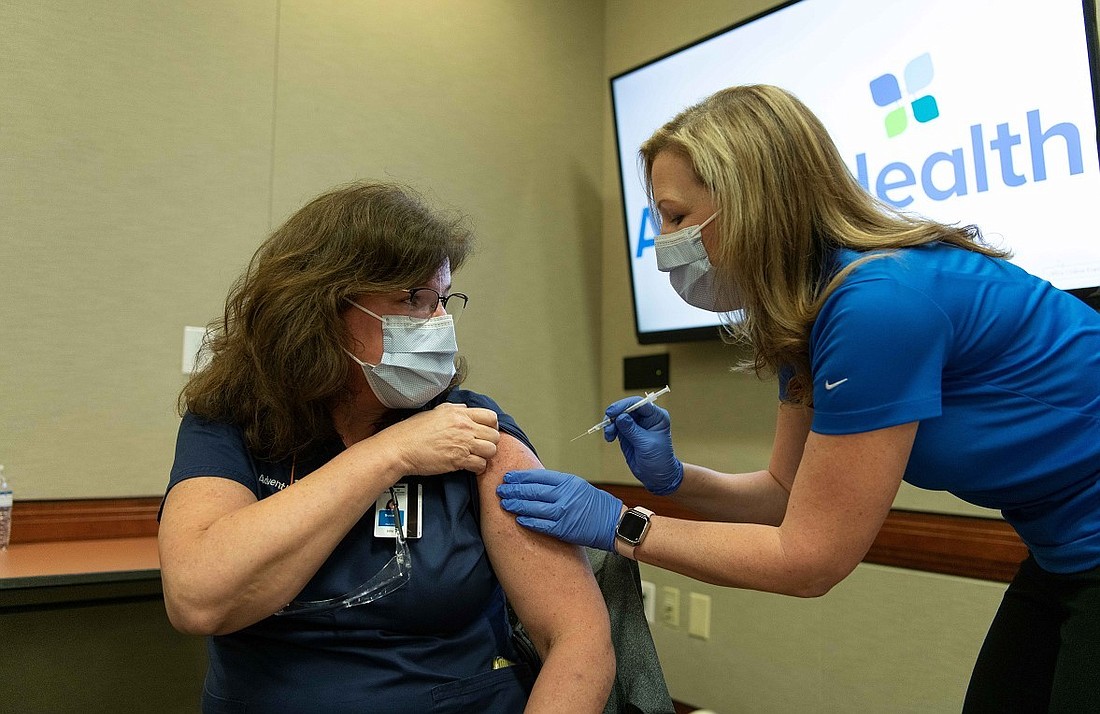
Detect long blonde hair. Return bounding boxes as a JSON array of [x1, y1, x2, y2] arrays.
[[180, 181, 472, 458], [640, 85, 1007, 404]]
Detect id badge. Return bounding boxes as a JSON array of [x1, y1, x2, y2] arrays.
[[374, 483, 422, 539]]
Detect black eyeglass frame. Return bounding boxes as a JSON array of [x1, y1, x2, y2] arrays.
[[404, 287, 468, 316]]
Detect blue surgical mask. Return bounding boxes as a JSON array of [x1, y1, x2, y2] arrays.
[[654, 212, 740, 312], [344, 300, 458, 409]]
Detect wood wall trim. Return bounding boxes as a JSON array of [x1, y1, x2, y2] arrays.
[[9, 488, 1027, 582], [9, 498, 162, 544], [601, 483, 1026, 583], [863, 508, 1026, 582]]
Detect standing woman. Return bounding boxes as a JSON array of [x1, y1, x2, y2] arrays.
[[498, 85, 1100, 711], [158, 181, 614, 713]]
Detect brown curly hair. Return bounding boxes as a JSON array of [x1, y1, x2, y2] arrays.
[[180, 181, 473, 459]]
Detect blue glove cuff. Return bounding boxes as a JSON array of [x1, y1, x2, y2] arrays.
[[647, 459, 684, 496], [597, 494, 625, 552]]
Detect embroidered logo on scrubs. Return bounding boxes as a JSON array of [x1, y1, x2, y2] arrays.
[[258, 474, 288, 490], [869, 53, 939, 138], [824, 378, 849, 391]]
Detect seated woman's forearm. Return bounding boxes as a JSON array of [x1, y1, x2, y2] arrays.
[[161, 444, 407, 634], [164, 494, 351, 634], [525, 625, 615, 713]]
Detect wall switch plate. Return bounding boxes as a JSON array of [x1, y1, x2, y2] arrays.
[[660, 586, 680, 627], [182, 326, 210, 374], [688, 592, 712, 640], [640, 580, 657, 623]]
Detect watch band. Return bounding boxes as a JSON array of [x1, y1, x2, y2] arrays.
[[616, 506, 655, 560]]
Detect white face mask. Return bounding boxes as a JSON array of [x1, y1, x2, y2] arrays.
[[344, 300, 458, 409], [654, 211, 740, 312]]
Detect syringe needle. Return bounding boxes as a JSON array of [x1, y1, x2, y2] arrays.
[[569, 385, 670, 442], [570, 419, 610, 441]]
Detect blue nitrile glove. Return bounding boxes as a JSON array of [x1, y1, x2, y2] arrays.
[[497, 469, 623, 552], [603, 397, 684, 496]]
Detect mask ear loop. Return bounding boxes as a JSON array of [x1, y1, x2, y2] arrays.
[[275, 486, 412, 616], [343, 347, 377, 369]]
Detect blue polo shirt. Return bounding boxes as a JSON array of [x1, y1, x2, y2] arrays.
[[802, 243, 1100, 573], [165, 389, 535, 713]]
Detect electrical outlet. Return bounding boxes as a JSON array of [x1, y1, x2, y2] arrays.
[[640, 580, 657, 623], [688, 592, 712, 640], [660, 586, 680, 627]]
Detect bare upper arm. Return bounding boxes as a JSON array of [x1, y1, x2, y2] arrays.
[[475, 434, 607, 652], [767, 401, 813, 492], [780, 422, 918, 585], [158, 477, 257, 561]]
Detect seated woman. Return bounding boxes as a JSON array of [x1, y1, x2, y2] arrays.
[[157, 181, 614, 713]]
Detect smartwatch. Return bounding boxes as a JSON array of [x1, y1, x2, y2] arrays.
[[615, 506, 654, 559]]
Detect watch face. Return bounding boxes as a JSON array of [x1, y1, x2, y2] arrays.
[[617, 510, 649, 544]]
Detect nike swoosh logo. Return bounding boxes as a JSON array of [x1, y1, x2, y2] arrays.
[[824, 378, 849, 390]]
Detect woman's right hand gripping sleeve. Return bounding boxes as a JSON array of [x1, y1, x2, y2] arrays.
[[603, 397, 684, 495]]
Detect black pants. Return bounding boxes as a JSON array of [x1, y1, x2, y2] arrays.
[[963, 554, 1100, 713]]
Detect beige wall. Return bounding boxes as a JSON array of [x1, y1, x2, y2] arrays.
[[4, 1, 1097, 712], [0, 0, 606, 499], [641, 563, 1007, 712]]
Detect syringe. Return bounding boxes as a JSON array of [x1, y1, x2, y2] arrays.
[[570, 385, 671, 441]]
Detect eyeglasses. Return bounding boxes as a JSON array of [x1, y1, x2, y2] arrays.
[[275, 487, 411, 616], [404, 287, 468, 321]]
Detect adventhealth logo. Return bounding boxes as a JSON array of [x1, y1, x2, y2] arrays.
[[634, 55, 1090, 256], [855, 53, 1086, 209], [635, 207, 659, 258], [259, 474, 287, 490], [870, 53, 940, 138]]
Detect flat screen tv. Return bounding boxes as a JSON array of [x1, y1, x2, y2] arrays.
[[611, 0, 1100, 344]]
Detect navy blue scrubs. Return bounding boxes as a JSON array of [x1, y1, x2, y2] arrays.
[[165, 390, 535, 713]]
